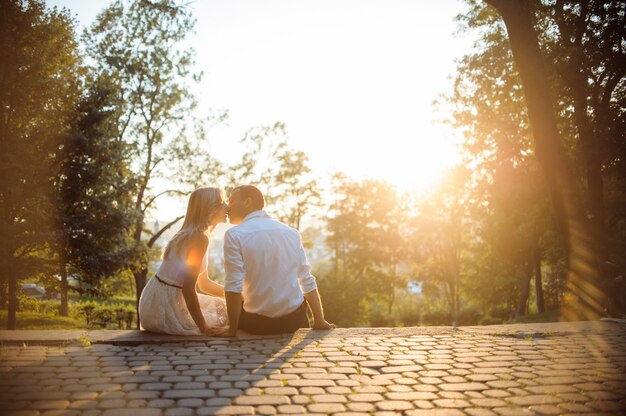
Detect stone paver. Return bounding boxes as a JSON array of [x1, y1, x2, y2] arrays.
[[1, 321, 625, 415]]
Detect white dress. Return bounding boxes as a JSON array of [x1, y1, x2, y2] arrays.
[[139, 248, 227, 335]]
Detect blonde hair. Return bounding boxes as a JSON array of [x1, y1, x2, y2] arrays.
[[163, 187, 225, 260]]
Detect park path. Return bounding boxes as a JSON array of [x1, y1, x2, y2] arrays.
[[0, 321, 625, 415]]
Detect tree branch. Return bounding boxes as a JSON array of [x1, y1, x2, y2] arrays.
[[142, 189, 187, 213], [147, 215, 184, 248]]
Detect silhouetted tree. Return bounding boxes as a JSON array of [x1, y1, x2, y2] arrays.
[[52, 78, 137, 315], [0, 0, 81, 328]]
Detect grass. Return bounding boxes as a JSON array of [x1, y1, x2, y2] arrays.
[[0, 311, 88, 330]]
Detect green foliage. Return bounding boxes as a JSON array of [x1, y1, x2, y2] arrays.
[[4, 0, 624, 330]]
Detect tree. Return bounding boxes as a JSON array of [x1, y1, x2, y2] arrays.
[[0, 0, 81, 329], [222, 122, 321, 230], [410, 168, 471, 324], [482, 0, 610, 317], [267, 146, 320, 231], [52, 78, 137, 315], [223, 122, 289, 192], [323, 175, 411, 325], [83, 0, 218, 326]]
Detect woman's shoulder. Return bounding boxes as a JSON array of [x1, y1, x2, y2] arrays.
[[184, 233, 209, 269], [188, 232, 209, 251]]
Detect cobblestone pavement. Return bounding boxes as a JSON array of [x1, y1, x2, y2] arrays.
[[1, 322, 625, 415]]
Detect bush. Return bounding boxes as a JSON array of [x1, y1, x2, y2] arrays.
[[489, 306, 512, 320], [5, 296, 136, 329], [368, 310, 397, 327], [93, 308, 114, 327], [397, 310, 421, 327], [16, 294, 40, 313], [16, 296, 60, 315], [113, 306, 135, 329], [421, 310, 452, 326], [72, 300, 99, 325], [35, 300, 60, 314], [71, 300, 135, 328], [478, 315, 504, 325], [457, 308, 482, 326]]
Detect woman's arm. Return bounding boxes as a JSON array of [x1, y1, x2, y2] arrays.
[[181, 235, 212, 333], [197, 270, 225, 297]]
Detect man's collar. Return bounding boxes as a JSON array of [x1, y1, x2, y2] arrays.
[[242, 210, 269, 223]]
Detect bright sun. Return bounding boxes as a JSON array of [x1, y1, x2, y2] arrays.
[[298, 118, 462, 195]]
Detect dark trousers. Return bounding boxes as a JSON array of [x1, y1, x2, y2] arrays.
[[238, 301, 310, 335]]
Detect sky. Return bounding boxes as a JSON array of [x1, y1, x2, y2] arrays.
[[48, 0, 476, 221]]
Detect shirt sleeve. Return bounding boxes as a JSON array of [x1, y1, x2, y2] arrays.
[[296, 232, 317, 294], [223, 229, 245, 293]]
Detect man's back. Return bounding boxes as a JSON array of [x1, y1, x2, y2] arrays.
[[223, 210, 317, 318]]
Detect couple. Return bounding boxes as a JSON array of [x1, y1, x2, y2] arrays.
[[139, 185, 335, 337]]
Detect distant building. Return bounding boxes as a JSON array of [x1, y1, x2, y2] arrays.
[[19, 283, 46, 300]]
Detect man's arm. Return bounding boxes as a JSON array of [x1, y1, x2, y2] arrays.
[[223, 230, 246, 336], [224, 291, 242, 336], [304, 289, 335, 329], [295, 232, 335, 329]]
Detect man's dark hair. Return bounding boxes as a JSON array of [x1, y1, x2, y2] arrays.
[[233, 185, 265, 211]]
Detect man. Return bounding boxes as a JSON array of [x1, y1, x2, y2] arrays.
[[223, 185, 334, 336]]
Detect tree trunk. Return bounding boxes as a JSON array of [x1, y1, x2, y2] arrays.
[[484, 0, 608, 318], [8, 274, 16, 329], [449, 279, 459, 326], [553, 6, 607, 251], [575, 97, 605, 232], [0, 222, 11, 319], [571, 90, 607, 265], [0, 270, 6, 310], [131, 204, 146, 329], [387, 289, 395, 316], [535, 250, 545, 313], [516, 261, 533, 317], [59, 260, 69, 317]]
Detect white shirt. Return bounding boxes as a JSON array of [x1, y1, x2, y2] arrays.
[[223, 210, 317, 318]]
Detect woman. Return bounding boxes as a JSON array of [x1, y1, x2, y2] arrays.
[[139, 186, 229, 335]]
